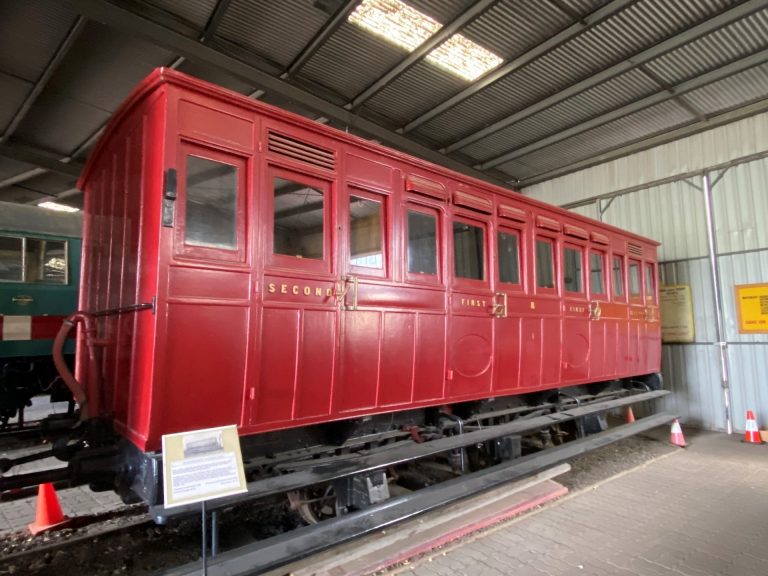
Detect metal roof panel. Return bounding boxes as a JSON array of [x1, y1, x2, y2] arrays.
[[684, 62, 768, 115], [0, 0, 79, 82], [499, 100, 695, 179], [136, 0, 218, 29], [645, 8, 768, 85], [461, 0, 571, 60], [0, 73, 32, 134], [460, 68, 661, 160], [299, 22, 408, 100], [216, 0, 330, 69]]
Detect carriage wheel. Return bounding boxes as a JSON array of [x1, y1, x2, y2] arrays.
[[286, 484, 340, 524]]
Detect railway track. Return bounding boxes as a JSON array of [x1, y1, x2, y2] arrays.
[[1, 389, 673, 575], [163, 411, 674, 576]]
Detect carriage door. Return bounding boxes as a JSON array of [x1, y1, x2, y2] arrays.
[[587, 235, 609, 379], [165, 144, 250, 432], [251, 166, 337, 427], [644, 261, 661, 372], [561, 232, 590, 383], [448, 192, 495, 399], [627, 256, 644, 374], [493, 209, 525, 393], [335, 184, 393, 413]]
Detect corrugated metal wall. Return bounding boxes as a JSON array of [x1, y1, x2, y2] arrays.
[[524, 121, 768, 432]]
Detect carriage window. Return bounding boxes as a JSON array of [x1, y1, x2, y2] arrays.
[[453, 221, 484, 281], [0, 236, 23, 281], [26, 239, 67, 284], [563, 247, 583, 293], [273, 177, 325, 260], [645, 263, 655, 302], [536, 239, 554, 289], [407, 210, 437, 276], [497, 231, 520, 285], [629, 261, 641, 296], [185, 156, 238, 249], [349, 195, 382, 269], [590, 252, 605, 295], [612, 255, 624, 297], [0, 236, 67, 284]]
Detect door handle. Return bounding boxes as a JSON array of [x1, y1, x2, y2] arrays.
[[11, 295, 34, 306], [589, 301, 602, 320], [492, 292, 508, 318], [335, 276, 359, 311]]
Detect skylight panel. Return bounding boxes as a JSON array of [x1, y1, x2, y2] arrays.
[[348, 0, 502, 82]]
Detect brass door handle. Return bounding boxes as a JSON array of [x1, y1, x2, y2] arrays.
[[492, 292, 508, 318], [336, 276, 358, 311]]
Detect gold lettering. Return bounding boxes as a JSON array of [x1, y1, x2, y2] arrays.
[[304, 286, 311, 296], [292, 285, 299, 295], [281, 284, 288, 294], [326, 288, 333, 297], [268, 283, 276, 293], [315, 287, 323, 296]]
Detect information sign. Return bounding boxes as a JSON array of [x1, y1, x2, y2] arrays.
[[660, 284, 695, 343], [162, 425, 247, 509], [735, 283, 768, 334]]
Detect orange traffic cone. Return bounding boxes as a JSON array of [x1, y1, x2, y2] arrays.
[[670, 419, 686, 447], [28, 483, 71, 535], [744, 410, 763, 444], [626, 406, 636, 424]]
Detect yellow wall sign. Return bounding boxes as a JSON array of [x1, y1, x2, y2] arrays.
[[660, 285, 695, 343], [735, 283, 768, 334], [162, 425, 247, 509]]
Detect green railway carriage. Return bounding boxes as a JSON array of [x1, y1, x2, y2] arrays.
[[0, 202, 82, 425]]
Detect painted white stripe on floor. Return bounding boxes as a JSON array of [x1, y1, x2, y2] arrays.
[[2, 316, 32, 340]]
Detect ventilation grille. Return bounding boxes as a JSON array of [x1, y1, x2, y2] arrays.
[[628, 243, 643, 256], [268, 132, 335, 170]]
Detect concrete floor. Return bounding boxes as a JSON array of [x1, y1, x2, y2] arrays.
[[393, 431, 768, 576]]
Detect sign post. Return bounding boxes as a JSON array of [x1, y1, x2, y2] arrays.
[[162, 425, 247, 574]]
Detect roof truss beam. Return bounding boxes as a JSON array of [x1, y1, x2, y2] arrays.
[[400, 0, 636, 134], [68, 0, 508, 186], [283, 0, 360, 79], [521, 97, 768, 188], [477, 49, 768, 171], [445, 0, 767, 153], [0, 142, 84, 179]]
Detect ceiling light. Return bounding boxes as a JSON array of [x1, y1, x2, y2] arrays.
[[37, 201, 80, 213], [349, 0, 502, 82]]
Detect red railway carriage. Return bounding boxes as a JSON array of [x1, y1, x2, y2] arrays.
[[76, 69, 660, 463]]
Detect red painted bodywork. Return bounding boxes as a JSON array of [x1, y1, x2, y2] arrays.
[[77, 69, 661, 453]]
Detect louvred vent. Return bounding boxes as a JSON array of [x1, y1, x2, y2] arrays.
[[628, 243, 643, 256], [268, 132, 335, 170]]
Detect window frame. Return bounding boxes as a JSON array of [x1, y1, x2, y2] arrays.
[[496, 224, 524, 293], [644, 261, 657, 304], [175, 142, 248, 265], [403, 201, 443, 285], [347, 186, 388, 280], [0, 235, 69, 285], [451, 212, 489, 289], [588, 249, 608, 302], [628, 258, 644, 304], [611, 253, 626, 303], [534, 234, 558, 296], [562, 242, 586, 298], [267, 165, 332, 275]]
